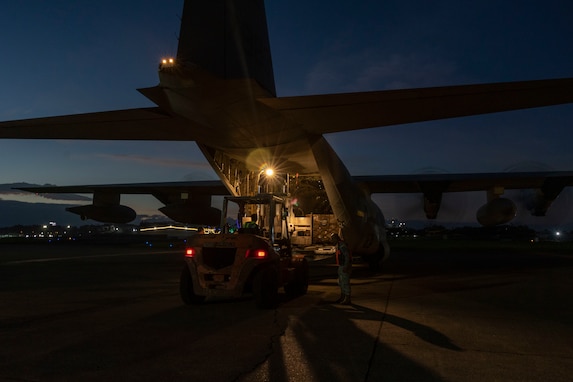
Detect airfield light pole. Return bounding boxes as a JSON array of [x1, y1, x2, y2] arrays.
[[257, 166, 275, 194]]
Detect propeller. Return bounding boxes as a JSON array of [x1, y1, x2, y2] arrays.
[[503, 162, 573, 226], [376, 167, 474, 224]]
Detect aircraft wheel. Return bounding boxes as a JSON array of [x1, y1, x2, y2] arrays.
[[180, 265, 206, 305], [254, 266, 279, 309], [285, 258, 309, 297], [366, 252, 384, 272]]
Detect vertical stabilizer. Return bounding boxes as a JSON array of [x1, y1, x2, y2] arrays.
[[177, 0, 276, 96]]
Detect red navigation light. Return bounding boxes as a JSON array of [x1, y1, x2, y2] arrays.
[[246, 248, 267, 259], [185, 247, 196, 258]]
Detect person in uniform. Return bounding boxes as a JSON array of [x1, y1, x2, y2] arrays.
[[331, 233, 352, 305], [243, 213, 261, 235], [244, 214, 259, 229]]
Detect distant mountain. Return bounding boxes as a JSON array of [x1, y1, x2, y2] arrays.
[[0, 200, 86, 227]]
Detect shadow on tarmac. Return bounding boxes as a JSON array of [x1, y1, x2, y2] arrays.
[[249, 297, 453, 381], [3, 243, 573, 381], [255, 246, 573, 381]]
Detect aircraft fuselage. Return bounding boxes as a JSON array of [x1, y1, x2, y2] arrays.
[[153, 62, 389, 261]]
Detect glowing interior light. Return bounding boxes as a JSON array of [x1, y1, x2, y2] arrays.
[[264, 168, 274, 177], [185, 248, 196, 257]]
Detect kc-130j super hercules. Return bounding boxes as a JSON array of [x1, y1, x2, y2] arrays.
[[2, 0, 573, 267]]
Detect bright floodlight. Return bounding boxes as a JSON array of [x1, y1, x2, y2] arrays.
[[264, 168, 274, 177]]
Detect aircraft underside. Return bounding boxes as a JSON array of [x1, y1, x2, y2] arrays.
[[3, 0, 573, 270]]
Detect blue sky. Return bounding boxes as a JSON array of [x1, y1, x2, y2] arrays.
[[1, 0, 573, 226]]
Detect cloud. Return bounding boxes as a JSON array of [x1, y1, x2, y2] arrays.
[[0, 107, 36, 120], [306, 49, 460, 94], [0, 183, 90, 203]]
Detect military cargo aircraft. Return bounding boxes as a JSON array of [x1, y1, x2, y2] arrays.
[[2, 0, 573, 267]]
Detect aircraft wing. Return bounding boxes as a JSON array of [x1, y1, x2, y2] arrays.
[[354, 171, 573, 222], [352, 171, 573, 194], [22, 170, 573, 201], [259, 78, 573, 135], [16, 180, 230, 225], [15, 172, 573, 225], [17, 180, 229, 201], [3, 78, 573, 142], [0, 107, 198, 141]]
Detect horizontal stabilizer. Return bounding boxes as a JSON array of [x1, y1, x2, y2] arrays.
[[0, 108, 197, 141], [259, 77, 573, 135]]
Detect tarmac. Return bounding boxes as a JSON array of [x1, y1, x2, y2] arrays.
[[242, 245, 573, 381], [1, 240, 572, 381]]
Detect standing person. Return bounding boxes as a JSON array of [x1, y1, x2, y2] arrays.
[[331, 233, 352, 305], [243, 213, 262, 235]]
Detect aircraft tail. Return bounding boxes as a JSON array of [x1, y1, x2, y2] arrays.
[[177, 0, 276, 96]]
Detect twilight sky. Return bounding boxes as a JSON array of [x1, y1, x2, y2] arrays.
[[1, 0, 573, 227]]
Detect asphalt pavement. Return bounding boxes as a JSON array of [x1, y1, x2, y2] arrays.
[[1, 241, 572, 381]]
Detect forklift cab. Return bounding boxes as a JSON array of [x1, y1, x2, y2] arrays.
[[221, 193, 291, 251]]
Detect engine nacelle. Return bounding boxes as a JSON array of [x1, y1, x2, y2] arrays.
[[159, 204, 221, 226], [66, 205, 137, 224], [476, 198, 517, 226]]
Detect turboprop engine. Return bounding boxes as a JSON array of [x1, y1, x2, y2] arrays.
[[475, 198, 517, 226], [66, 205, 136, 224]]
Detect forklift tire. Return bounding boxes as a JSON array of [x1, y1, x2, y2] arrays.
[[253, 266, 279, 309], [180, 266, 206, 305]]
